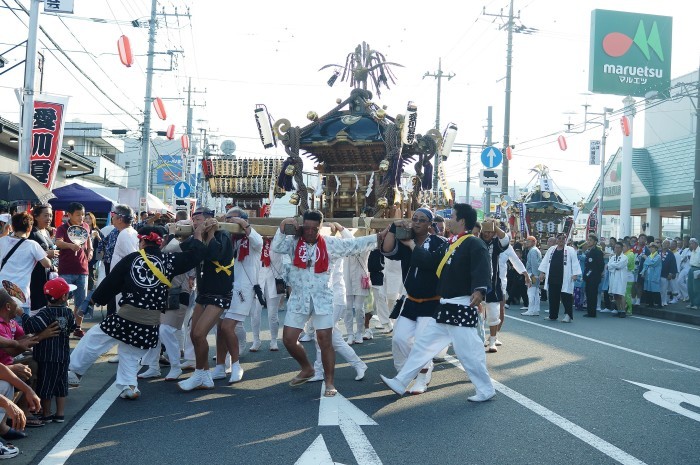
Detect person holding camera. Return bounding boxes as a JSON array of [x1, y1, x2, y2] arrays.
[[378, 207, 447, 395], [273, 210, 377, 398]]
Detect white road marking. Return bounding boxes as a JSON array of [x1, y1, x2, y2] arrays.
[[318, 382, 377, 426], [624, 380, 700, 423], [39, 383, 119, 465], [339, 410, 382, 465], [295, 434, 347, 465], [508, 315, 700, 373], [444, 356, 647, 465], [312, 382, 382, 465], [628, 315, 700, 330]]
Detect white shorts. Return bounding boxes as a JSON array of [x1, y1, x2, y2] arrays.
[[284, 310, 333, 331], [223, 284, 255, 322]]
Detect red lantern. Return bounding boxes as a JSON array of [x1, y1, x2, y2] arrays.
[[506, 146, 513, 160], [166, 124, 175, 140], [557, 135, 567, 151], [117, 35, 134, 67], [153, 97, 167, 120], [620, 116, 630, 137], [181, 135, 190, 152]]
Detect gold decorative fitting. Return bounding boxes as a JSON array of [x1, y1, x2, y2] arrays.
[[307, 111, 318, 121], [289, 193, 300, 205], [378, 159, 389, 172], [336, 98, 342, 104], [285, 165, 296, 176], [377, 197, 388, 209], [375, 108, 386, 120]]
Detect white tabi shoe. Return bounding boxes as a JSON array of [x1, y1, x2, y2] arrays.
[[299, 332, 314, 342], [119, 386, 141, 400], [107, 355, 119, 363], [487, 336, 498, 353], [308, 373, 325, 382], [165, 367, 183, 381], [180, 360, 196, 370], [177, 370, 214, 391], [468, 391, 496, 402], [354, 363, 367, 381], [137, 367, 161, 379], [380, 375, 406, 397], [229, 363, 244, 384], [211, 365, 229, 380], [269, 339, 279, 351], [409, 372, 431, 395], [520, 310, 540, 316], [249, 340, 262, 352], [346, 334, 355, 345], [353, 332, 364, 344], [67, 370, 81, 387], [362, 328, 373, 340]]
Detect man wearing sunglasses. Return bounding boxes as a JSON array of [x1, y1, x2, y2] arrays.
[[378, 207, 447, 395], [273, 210, 378, 398]]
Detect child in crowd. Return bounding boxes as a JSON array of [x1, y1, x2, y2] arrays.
[[20, 277, 76, 423]]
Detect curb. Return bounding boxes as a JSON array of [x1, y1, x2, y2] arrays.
[[632, 305, 700, 326]]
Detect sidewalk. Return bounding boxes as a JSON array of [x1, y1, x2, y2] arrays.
[[11, 317, 118, 465], [632, 299, 700, 326]]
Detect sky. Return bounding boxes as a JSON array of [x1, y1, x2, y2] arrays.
[[1, 0, 698, 206]]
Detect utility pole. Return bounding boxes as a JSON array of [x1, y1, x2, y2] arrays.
[[483, 106, 493, 215], [18, 0, 41, 175], [423, 58, 455, 194], [466, 145, 471, 201], [183, 78, 206, 192], [484, 1, 536, 195], [138, 0, 158, 214], [596, 109, 611, 238]]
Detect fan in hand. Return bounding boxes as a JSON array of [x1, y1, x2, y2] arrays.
[[66, 225, 89, 256]]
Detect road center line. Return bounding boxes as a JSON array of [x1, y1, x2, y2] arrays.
[[508, 316, 700, 373], [39, 383, 119, 465], [444, 356, 647, 465]]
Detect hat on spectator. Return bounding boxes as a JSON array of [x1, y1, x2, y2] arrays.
[[44, 277, 77, 300]]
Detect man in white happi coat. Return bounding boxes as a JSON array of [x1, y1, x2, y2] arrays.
[[521, 236, 542, 316], [607, 241, 628, 318], [309, 223, 367, 383], [213, 207, 262, 383], [538, 233, 581, 323], [675, 238, 691, 302], [251, 236, 284, 352], [496, 242, 530, 342], [273, 210, 377, 397]]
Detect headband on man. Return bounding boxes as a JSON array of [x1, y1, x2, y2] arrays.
[[415, 207, 433, 222], [138, 232, 163, 245]]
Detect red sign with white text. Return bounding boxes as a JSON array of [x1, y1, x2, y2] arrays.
[[29, 95, 68, 189]]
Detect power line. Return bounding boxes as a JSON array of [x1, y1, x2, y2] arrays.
[[11, 0, 141, 124]]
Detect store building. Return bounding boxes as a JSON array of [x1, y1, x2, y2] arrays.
[[586, 69, 697, 239]]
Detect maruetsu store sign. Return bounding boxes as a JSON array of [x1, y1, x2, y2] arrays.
[[589, 9, 672, 97]]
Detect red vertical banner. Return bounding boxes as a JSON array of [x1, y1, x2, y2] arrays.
[[29, 94, 68, 190]]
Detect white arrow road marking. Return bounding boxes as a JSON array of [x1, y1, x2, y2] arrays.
[[444, 356, 647, 465], [318, 382, 377, 426], [294, 434, 347, 465], [309, 382, 382, 465], [624, 380, 700, 423]]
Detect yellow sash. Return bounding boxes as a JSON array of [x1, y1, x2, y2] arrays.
[[139, 249, 172, 287], [436, 234, 473, 278], [212, 258, 235, 276]]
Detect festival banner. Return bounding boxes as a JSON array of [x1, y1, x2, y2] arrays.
[[586, 198, 599, 235], [437, 163, 452, 202], [29, 94, 69, 190], [518, 202, 528, 237]]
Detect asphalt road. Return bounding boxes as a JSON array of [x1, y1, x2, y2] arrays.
[[35, 305, 700, 465]]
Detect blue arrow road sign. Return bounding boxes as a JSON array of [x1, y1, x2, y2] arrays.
[[480, 146, 503, 169], [173, 181, 191, 198]]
